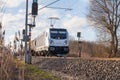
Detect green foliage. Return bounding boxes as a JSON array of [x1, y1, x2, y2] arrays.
[[25, 64, 59, 80]]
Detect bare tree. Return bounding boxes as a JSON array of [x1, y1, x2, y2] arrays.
[[0, 0, 7, 22], [88, 0, 120, 57], [0, 0, 7, 46]]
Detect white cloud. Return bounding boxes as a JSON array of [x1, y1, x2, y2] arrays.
[[63, 16, 87, 30], [62, 16, 96, 41], [2, 12, 25, 45], [18, 9, 26, 13], [48, 15, 94, 41], [6, 0, 25, 8], [80, 0, 90, 3], [2, 12, 25, 29]]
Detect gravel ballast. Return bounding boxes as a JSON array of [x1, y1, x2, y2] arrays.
[[33, 57, 120, 80]]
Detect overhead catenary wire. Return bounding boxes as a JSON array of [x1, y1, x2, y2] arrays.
[[38, 0, 60, 11], [46, 7, 72, 11], [36, 0, 72, 20], [50, 0, 75, 20]]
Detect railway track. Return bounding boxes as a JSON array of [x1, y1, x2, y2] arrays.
[[32, 56, 120, 61]]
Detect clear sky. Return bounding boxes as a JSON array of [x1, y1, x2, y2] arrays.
[[1, 0, 96, 46]]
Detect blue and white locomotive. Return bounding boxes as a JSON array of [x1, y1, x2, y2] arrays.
[[31, 28, 69, 56]]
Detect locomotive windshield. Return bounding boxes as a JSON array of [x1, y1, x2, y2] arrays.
[[50, 29, 67, 39]]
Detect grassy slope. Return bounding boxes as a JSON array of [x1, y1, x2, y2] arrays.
[[15, 59, 60, 80]]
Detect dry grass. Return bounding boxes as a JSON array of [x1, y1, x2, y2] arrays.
[[0, 46, 60, 80], [0, 46, 28, 80], [68, 40, 110, 58], [0, 46, 18, 80]]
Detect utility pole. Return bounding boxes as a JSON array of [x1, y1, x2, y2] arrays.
[[25, 0, 38, 64], [25, 0, 30, 64]]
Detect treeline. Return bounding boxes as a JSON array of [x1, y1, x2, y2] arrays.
[[68, 40, 118, 58]]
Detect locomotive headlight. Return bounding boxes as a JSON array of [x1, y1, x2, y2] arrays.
[[64, 47, 68, 51], [64, 40, 67, 45]]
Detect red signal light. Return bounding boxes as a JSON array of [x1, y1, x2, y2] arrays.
[[32, 2, 38, 16]]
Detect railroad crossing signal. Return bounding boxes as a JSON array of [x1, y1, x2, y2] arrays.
[[32, 0, 38, 16]]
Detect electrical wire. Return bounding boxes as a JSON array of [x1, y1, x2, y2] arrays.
[[38, 0, 60, 10], [46, 7, 72, 11], [29, 0, 60, 15], [56, 0, 77, 20]]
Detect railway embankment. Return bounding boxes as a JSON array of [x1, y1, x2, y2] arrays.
[[33, 57, 120, 80]]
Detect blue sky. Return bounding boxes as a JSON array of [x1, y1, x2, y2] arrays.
[[1, 0, 96, 45]]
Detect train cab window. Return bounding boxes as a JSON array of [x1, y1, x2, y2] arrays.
[[59, 31, 66, 34], [50, 29, 67, 39]]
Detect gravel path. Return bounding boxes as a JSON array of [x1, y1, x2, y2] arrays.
[[33, 57, 120, 80]]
